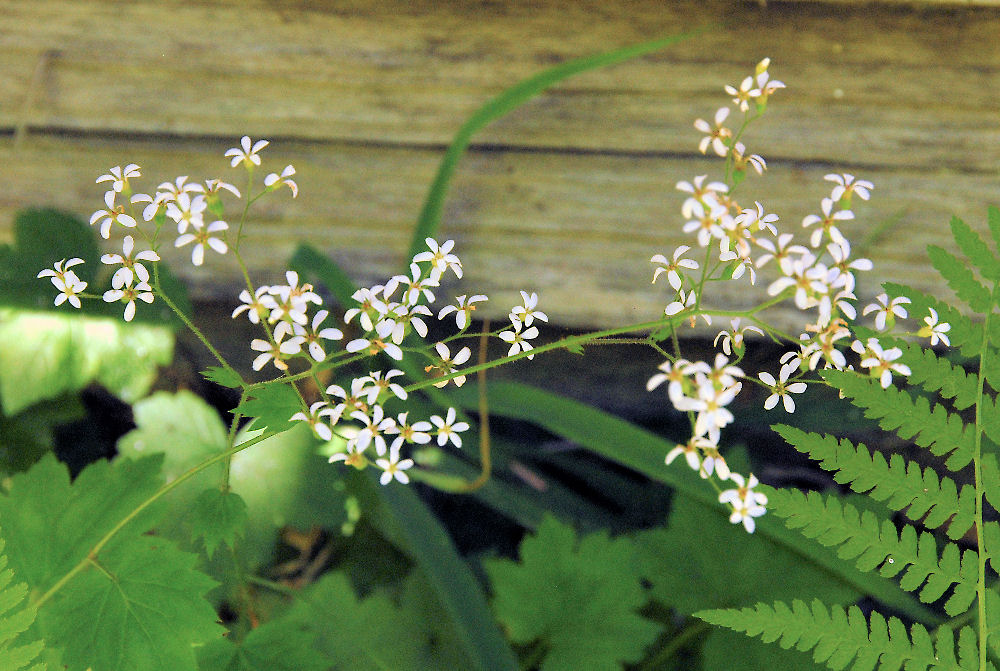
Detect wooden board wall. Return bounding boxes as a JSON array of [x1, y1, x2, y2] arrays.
[[3, 0, 999, 332]]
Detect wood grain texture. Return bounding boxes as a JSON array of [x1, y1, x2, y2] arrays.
[[3, 0, 999, 330]]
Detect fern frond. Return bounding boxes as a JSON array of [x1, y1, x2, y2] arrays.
[[822, 370, 975, 471], [696, 599, 966, 670], [773, 426, 974, 539], [887, 338, 980, 411], [949, 215, 1000, 283], [982, 349, 1000, 408], [769, 489, 976, 615], [927, 244, 994, 314], [0, 537, 46, 671], [884, 282, 984, 359]]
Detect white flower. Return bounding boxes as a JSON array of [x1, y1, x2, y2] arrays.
[[102, 273, 154, 322], [430, 407, 470, 448], [156, 176, 205, 200], [361, 369, 408, 404], [264, 164, 298, 197], [854, 338, 911, 388], [725, 74, 761, 112], [646, 358, 693, 408], [918, 308, 951, 347], [232, 286, 275, 325], [499, 322, 539, 359], [676, 175, 728, 220], [665, 436, 713, 473], [862, 293, 910, 331], [714, 319, 764, 356], [89, 190, 138, 239], [344, 286, 389, 333], [164, 192, 208, 234], [651, 246, 699, 291], [250, 334, 304, 371], [291, 309, 343, 361], [510, 291, 548, 328], [732, 142, 766, 175], [438, 294, 488, 330], [290, 401, 338, 441], [225, 136, 269, 168], [386, 412, 433, 452], [326, 377, 372, 419], [349, 405, 396, 456], [96, 164, 141, 193], [734, 201, 778, 236], [412, 238, 463, 279], [802, 198, 853, 248], [664, 289, 697, 317], [385, 263, 439, 306], [694, 107, 732, 157], [345, 320, 404, 361], [204, 178, 241, 198], [175, 221, 229, 266], [719, 473, 768, 533], [376, 443, 415, 485], [101, 235, 160, 287], [428, 342, 472, 388], [825, 173, 873, 204], [759, 367, 807, 412], [37, 258, 88, 309]]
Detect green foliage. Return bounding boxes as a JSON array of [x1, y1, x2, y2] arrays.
[[188, 489, 248, 559], [197, 615, 327, 671], [202, 365, 245, 389], [773, 426, 975, 539], [0, 454, 222, 671], [0, 538, 47, 671], [823, 369, 975, 471], [234, 383, 301, 433], [697, 600, 980, 671], [701, 211, 1000, 669], [0, 309, 173, 415], [485, 515, 661, 671]]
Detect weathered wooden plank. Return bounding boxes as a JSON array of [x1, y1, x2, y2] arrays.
[[2, 1, 999, 169], [3, 134, 994, 331]]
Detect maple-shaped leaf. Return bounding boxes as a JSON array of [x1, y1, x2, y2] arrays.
[[188, 489, 248, 559], [285, 571, 471, 670], [484, 515, 661, 671], [0, 454, 223, 671], [234, 383, 300, 433], [197, 614, 328, 671]]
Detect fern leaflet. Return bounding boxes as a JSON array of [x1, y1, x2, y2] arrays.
[[822, 370, 975, 471], [696, 599, 971, 670], [0, 537, 46, 671], [769, 489, 976, 615], [927, 244, 993, 314], [949, 215, 1000, 283], [773, 426, 974, 539], [887, 338, 981, 411]]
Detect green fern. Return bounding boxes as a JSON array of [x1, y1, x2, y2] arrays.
[[697, 600, 985, 671], [699, 208, 1000, 671], [0, 537, 47, 671], [773, 426, 975, 539]]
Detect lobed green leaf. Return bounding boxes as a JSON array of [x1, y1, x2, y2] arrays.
[[949, 215, 1000, 282], [774, 426, 975, 539]]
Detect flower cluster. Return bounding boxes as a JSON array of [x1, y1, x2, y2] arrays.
[[645, 59, 950, 533]]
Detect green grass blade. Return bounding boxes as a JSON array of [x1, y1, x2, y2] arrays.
[[453, 381, 943, 626], [408, 27, 711, 260]]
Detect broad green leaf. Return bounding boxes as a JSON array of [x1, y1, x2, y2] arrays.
[[635, 492, 860, 615], [287, 571, 472, 671], [197, 616, 327, 671], [0, 309, 173, 415], [485, 515, 661, 671], [188, 489, 248, 559], [0, 454, 221, 671], [235, 383, 301, 433]]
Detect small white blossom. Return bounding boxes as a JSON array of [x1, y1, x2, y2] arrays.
[[919, 308, 951, 347], [164, 192, 208, 234], [232, 286, 275, 325], [862, 293, 910, 331], [694, 107, 732, 157], [37, 258, 88, 309], [290, 401, 338, 441], [510, 291, 548, 328], [345, 320, 404, 361], [175, 220, 229, 266], [90, 190, 138, 239], [499, 322, 539, 359], [854, 338, 911, 388], [430, 407, 470, 448], [225, 136, 269, 168], [714, 319, 764, 356], [438, 294, 487, 330], [428, 342, 472, 388], [376, 443, 415, 485], [651, 246, 699, 291], [719, 473, 768, 533], [825, 173, 873, 204], [101, 235, 160, 287], [361, 369, 408, 404], [413, 238, 463, 279], [264, 164, 298, 197], [96, 164, 141, 193], [386, 412, 433, 452], [349, 405, 396, 456], [103, 273, 154, 322], [759, 367, 807, 412]]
